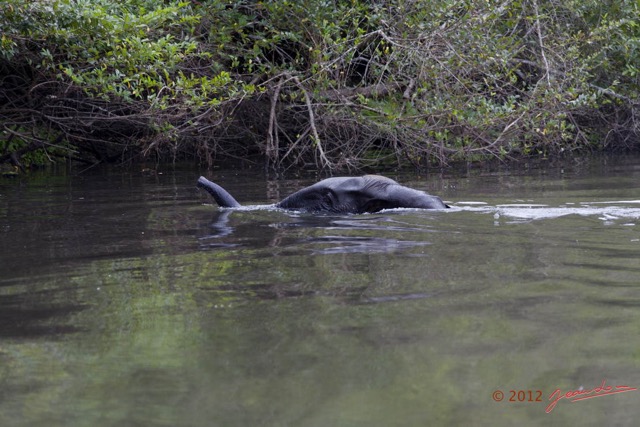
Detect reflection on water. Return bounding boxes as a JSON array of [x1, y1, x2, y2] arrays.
[[1, 156, 640, 426], [199, 210, 441, 254]]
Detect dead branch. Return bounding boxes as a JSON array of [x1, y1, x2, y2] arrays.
[[288, 74, 333, 169], [266, 76, 284, 166], [315, 82, 404, 101]]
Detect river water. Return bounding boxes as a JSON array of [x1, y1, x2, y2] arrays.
[[1, 155, 639, 426]]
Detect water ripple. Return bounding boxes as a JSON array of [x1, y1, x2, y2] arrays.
[[453, 200, 640, 224]]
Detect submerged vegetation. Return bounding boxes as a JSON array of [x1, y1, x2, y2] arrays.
[[1, 0, 639, 170]]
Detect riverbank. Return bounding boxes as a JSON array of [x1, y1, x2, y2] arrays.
[[1, 1, 639, 171]]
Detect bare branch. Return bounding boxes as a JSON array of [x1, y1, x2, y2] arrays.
[[288, 74, 333, 169], [266, 76, 284, 166], [532, 0, 551, 86]]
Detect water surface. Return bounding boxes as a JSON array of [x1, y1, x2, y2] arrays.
[[1, 156, 640, 426]]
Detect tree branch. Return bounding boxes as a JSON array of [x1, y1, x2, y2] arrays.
[[288, 74, 332, 169]]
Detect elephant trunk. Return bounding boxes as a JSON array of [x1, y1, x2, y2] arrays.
[[197, 176, 241, 208]]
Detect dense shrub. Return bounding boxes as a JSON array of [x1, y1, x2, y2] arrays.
[[1, 0, 638, 170]]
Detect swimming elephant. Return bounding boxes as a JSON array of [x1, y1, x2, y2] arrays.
[[197, 175, 449, 213]]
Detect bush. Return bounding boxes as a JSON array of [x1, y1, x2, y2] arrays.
[[1, 0, 638, 170]]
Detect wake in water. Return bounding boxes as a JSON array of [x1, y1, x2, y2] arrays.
[[452, 200, 640, 224], [205, 199, 640, 224]]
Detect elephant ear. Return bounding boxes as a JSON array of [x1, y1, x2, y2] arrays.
[[276, 185, 333, 212]]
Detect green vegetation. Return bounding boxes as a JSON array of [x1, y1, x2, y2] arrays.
[[1, 0, 639, 170]]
